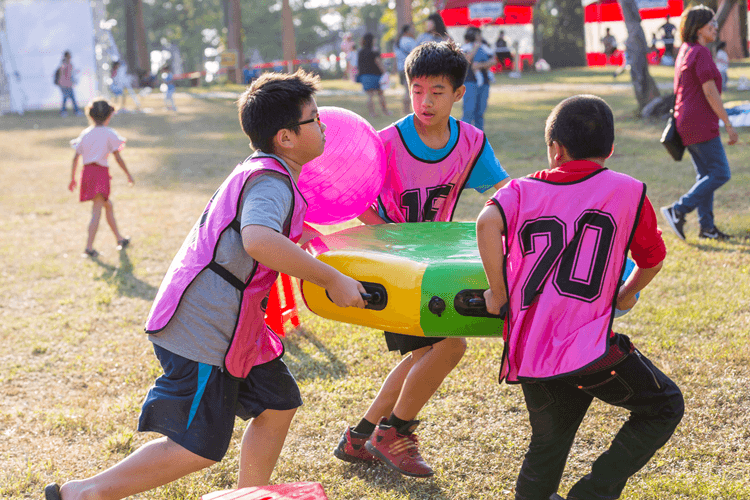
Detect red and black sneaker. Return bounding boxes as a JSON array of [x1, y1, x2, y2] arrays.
[[364, 418, 434, 478], [333, 426, 378, 463]]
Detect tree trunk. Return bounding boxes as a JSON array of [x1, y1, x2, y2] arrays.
[[125, 0, 148, 79], [715, 0, 739, 30], [395, 0, 413, 35], [619, 0, 660, 110], [281, 0, 296, 72], [225, 0, 243, 84]]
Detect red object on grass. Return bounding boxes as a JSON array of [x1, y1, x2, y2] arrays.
[[201, 482, 328, 500], [265, 273, 300, 337]]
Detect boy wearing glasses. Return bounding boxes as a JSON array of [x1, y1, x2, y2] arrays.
[[45, 70, 366, 500]]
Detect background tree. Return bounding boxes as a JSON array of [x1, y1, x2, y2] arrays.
[[124, 0, 148, 77], [620, 0, 660, 110], [535, 0, 586, 67]]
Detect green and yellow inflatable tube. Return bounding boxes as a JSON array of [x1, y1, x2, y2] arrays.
[[301, 222, 505, 337]]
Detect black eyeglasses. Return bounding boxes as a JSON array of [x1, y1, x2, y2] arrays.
[[289, 114, 321, 128]]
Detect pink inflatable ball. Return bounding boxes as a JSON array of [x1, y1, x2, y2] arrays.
[[298, 106, 386, 225]]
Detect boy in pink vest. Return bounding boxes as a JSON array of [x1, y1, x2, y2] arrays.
[[45, 70, 366, 500], [477, 95, 684, 500], [333, 41, 510, 478]]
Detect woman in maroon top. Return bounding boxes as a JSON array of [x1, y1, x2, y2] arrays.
[[660, 6, 738, 241]]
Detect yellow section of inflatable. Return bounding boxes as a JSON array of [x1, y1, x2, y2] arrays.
[[301, 249, 428, 336]]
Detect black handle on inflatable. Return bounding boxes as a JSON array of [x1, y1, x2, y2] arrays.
[[327, 281, 387, 311], [454, 290, 507, 319]]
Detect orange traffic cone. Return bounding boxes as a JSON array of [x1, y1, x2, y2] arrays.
[[265, 273, 300, 337]]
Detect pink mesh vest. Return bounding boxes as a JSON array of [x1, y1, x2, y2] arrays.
[[145, 156, 307, 379], [376, 121, 485, 222], [491, 169, 645, 382]]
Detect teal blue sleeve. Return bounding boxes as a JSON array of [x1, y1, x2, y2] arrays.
[[466, 140, 509, 193]]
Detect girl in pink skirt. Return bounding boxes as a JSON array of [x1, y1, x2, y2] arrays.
[[69, 99, 134, 257]]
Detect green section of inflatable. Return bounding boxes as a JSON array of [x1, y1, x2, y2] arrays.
[[337, 222, 503, 337], [407, 223, 503, 337], [305, 222, 505, 337]]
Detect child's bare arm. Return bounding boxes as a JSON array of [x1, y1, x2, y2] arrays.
[[69, 153, 81, 192], [357, 206, 388, 225], [477, 204, 508, 314], [616, 260, 662, 311], [242, 224, 366, 309], [493, 177, 511, 191], [112, 151, 134, 185]]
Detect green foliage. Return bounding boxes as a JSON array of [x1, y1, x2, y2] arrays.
[[535, 0, 587, 67]]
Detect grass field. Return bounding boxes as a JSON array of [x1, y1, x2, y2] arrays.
[[1, 65, 749, 499]]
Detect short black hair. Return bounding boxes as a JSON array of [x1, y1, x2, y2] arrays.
[[545, 95, 614, 160], [464, 26, 480, 43], [681, 5, 714, 44], [86, 98, 115, 125], [404, 40, 469, 91], [237, 69, 320, 154]]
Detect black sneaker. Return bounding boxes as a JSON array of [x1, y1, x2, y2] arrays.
[[698, 227, 730, 241], [660, 206, 686, 241]]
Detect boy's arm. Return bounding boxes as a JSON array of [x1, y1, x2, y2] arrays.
[[69, 153, 80, 192], [242, 224, 366, 308], [357, 206, 388, 225], [616, 261, 662, 311], [493, 177, 511, 191], [112, 150, 135, 185], [476, 204, 508, 315], [621, 195, 665, 311]]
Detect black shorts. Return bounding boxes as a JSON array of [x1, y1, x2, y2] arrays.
[[384, 331, 446, 355], [138, 344, 302, 461]]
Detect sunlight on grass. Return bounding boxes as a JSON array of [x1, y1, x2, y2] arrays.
[[0, 71, 748, 499]]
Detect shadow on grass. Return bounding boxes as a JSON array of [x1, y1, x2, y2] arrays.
[[282, 327, 348, 381], [91, 248, 158, 300], [689, 237, 750, 253], [339, 464, 450, 499]]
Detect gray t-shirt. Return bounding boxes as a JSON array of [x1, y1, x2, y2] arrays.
[[149, 155, 295, 366]]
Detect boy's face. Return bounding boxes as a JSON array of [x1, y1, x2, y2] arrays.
[[292, 98, 326, 164], [409, 76, 465, 128]]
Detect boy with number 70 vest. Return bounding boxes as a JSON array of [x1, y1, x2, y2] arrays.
[[477, 95, 684, 500]]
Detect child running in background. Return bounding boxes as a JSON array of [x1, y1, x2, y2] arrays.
[[46, 70, 366, 500], [161, 64, 177, 111], [68, 99, 133, 257], [334, 40, 510, 478], [476, 95, 684, 500]]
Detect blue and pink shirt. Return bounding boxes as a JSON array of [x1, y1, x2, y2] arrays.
[[376, 114, 508, 223]]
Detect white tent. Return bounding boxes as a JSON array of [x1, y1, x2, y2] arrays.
[[0, 0, 99, 114]]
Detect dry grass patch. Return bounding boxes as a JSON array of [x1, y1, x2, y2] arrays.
[[1, 78, 749, 499]]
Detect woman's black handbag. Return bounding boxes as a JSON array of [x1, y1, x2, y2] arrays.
[[660, 109, 685, 161]]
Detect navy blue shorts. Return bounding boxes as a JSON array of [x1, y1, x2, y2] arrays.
[[138, 344, 302, 462], [360, 74, 381, 91], [384, 331, 446, 355]]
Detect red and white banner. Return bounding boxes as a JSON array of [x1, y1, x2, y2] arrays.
[[583, 0, 684, 66], [440, 0, 537, 70]]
